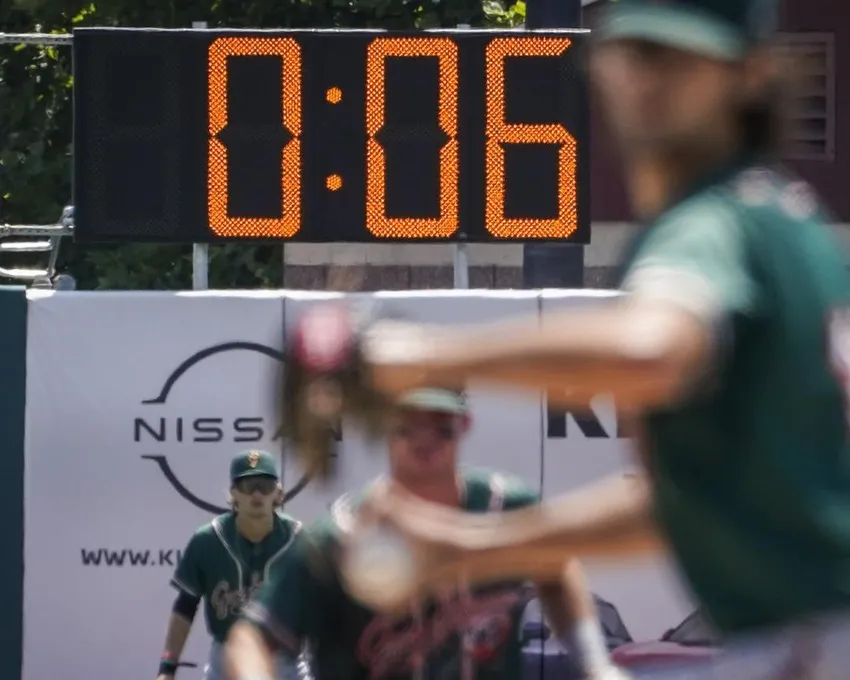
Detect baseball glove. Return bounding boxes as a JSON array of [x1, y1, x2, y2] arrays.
[[278, 301, 394, 480]]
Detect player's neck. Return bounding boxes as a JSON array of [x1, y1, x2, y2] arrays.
[[626, 138, 741, 219], [235, 512, 275, 543], [392, 473, 462, 507]]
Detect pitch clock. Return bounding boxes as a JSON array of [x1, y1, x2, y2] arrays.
[[72, 27, 590, 244]]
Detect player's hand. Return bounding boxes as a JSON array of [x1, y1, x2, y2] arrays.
[[279, 303, 392, 480], [337, 482, 480, 611], [280, 303, 443, 481], [343, 482, 592, 608], [155, 674, 175, 680]]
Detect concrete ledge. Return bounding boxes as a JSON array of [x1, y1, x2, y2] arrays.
[[284, 242, 525, 267]]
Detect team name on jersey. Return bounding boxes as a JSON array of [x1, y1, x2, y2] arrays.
[[210, 571, 264, 620], [356, 589, 524, 679]]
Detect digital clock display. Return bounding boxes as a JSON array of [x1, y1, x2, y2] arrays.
[[72, 27, 590, 244]]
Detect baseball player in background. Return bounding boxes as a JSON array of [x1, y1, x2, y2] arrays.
[[154, 450, 304, 680], [225, 387, 621, 680]]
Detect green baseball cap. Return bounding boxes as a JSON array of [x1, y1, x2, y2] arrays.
[[597, 0, 779, 61], [397, 388, 469, 415], [230, 450, 279, 483]]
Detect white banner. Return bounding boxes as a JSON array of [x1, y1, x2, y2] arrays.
[[24, 291, 286, 680], [22, 289, 694, 680]]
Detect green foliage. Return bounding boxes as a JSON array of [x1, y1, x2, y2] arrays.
[[482, 0, 525, 26], [1, 0, 521, 289]]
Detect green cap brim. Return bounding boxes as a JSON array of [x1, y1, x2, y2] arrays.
[[598, 6, 748, 61], [397, 388, 468, 415], [233, 470, 278, 481]]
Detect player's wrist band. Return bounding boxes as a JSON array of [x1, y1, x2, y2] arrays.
[[158, 653, 179, 676]]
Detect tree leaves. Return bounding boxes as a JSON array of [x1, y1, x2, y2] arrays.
[[482, 0, 526, 26]]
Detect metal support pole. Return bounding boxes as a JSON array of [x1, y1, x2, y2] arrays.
[[453, 241, 470, 289], [452, 240, 470, 289], [523, 0, 585, 289], [452, 24, 472, 290], [192, 243, 209, 290], [192, 20, 210, 291]]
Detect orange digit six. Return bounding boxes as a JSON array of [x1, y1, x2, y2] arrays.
[[485, 37, 578, 239]]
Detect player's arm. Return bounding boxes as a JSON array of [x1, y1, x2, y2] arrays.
[[157, 535, 205, 678], [503, 483, 617, 676], [370, 209, 760, 593], [156, 595, 199, 678], [225, 622, 278, 680], [369, 298, 708, 412], [382, 471, 661, 592], [538, 561, 616, 677], [500, 483, 584, 645], [536, 562, 616, 677], [367, 206, 757, 413], [225, 534, 321, 680], [457, 212, 758, 562]]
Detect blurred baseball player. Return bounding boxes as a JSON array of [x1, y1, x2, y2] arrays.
[[154, 450, 305, 680], [271, 0, 850, 676], [225, 388, 621, 680]]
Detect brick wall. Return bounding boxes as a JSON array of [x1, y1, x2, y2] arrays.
[[282, 264, 619, 291]]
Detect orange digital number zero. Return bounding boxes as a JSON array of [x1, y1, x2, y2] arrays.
[[207, 37, 302, 238], [485, 38, 578, 239], [365, 38, 459, 238]]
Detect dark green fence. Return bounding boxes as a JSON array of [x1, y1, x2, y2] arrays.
[[0, 287, 27, 680]]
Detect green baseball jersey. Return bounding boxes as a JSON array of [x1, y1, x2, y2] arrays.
[[171, 512, 301, 642], [244, 469, 538, 680], [621, 158, 850, 634]]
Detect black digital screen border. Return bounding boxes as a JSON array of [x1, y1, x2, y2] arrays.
[[72, 27, 591, 244]]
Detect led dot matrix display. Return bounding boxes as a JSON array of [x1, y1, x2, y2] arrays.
[[73, 27, 590, 244]]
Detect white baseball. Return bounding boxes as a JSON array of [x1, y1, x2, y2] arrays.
[[344, 524, 417, 608]]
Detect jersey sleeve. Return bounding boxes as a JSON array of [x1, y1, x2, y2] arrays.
[[241, 531, 326, 657], [171, 531, 205, 599], [622, 201, 763, 324]]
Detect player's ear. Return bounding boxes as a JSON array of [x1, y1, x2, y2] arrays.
[[458, 413, 472, 435], [274, 483, 284, 507]]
